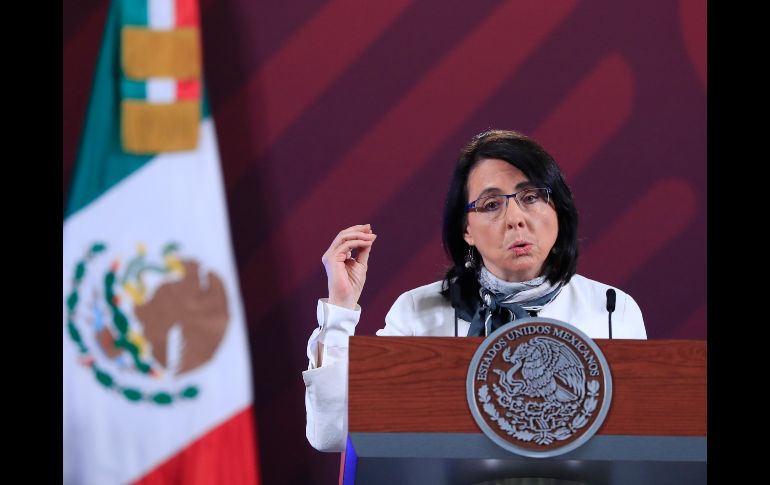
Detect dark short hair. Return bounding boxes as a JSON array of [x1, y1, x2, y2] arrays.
[[441, 129, 579, 304]]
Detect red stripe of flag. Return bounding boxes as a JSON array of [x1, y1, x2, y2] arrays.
[[132, 406, 260, 485], [175, 0, 199, 28], [176, 79, 201, 100]]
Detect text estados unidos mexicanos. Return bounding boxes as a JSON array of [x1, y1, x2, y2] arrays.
[[475, 325, 600, 381]]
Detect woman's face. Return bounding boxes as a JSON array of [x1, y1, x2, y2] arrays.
[[463, 158, 559, 282]]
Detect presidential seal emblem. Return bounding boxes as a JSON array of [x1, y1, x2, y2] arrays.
[[466, 317, 612, 458], [65, 242, 230, 406]]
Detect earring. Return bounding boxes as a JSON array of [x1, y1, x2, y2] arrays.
[[464, 247, 476, 269]]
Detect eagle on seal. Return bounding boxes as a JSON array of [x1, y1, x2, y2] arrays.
[[494, 336, 586, 403]]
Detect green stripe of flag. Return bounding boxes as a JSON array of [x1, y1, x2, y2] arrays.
[[121, 78, 147, 99], [120, 0, 148, 27]]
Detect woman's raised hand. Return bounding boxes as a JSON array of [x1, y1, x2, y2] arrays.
[[321, 224, 377, 309]]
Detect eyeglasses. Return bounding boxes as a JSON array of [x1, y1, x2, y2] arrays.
[[464, 187, 552, 221]]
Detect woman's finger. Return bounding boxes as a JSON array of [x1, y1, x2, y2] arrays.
[[330, 230, 375, 250], [335, 224, 372, 240], [332, 224, 371, 240], [326, 231, 375, 259], [328, 239, 374, 262], [354, 234, 376, 266]]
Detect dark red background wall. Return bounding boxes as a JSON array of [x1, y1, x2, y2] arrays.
[[63, 1, 706, 483]]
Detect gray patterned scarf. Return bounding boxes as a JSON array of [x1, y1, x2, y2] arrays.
[[465, 266, 562, 337]]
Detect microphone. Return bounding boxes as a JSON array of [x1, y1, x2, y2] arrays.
[[606, 289, 616, 339]]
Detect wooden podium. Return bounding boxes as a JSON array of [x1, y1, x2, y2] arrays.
[[342, 337, 706, 485]]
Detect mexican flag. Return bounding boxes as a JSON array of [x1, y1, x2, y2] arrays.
[[63, 1, 260, 483]]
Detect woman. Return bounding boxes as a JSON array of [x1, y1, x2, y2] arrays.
[[303, 129, 646, 452]]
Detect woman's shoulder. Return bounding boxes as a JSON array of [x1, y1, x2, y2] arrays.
[[553, 274, 646, 339], [382, 280, 454, 336], [403, 280, 445, 296], [566, 274, 635, 300], [392, 280, 448, 312], [563, 274, 644, 323]]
